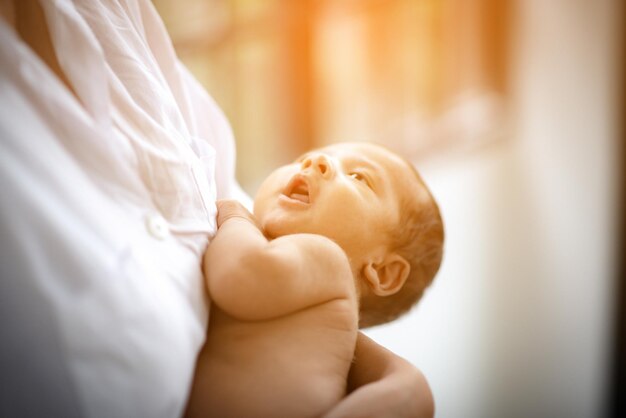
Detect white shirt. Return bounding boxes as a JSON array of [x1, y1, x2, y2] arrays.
[[0, 1, 248, 416]]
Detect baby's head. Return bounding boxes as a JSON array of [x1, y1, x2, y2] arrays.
[[254, 142, 444, 328]]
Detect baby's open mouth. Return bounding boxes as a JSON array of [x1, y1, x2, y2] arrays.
[[283, 176, 310, 204]]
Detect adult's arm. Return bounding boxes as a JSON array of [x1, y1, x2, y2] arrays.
[[324, 333, 434, 418]]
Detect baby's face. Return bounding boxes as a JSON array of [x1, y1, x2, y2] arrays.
[[254, 142, 417, 263]]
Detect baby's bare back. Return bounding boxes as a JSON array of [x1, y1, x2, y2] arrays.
[[185, 298, 358, 418]]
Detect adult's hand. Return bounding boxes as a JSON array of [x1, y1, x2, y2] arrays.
[[323, 333, 434, 418]]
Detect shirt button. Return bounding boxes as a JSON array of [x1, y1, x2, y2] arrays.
[[146, 214, 170, 240]]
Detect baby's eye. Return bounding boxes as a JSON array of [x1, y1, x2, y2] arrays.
[[349, 172, 368, 184]]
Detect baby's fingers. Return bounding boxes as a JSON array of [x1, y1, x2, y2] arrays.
[[216, 199, 256, 228]]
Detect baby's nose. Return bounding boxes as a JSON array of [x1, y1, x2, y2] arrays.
[[301, 154, 334, 178]]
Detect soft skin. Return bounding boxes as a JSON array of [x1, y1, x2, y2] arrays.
[[255, 143, 417, 299], [186, 200, 360, 417], [187, 143, 435, 417], [255, 143, 403, 269]]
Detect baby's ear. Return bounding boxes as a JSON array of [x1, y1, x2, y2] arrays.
[[362, 253, 410, 297]]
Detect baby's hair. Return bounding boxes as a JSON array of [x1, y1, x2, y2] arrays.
[[359, 159, 444, 328]]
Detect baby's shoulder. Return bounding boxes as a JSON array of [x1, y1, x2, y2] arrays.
[[281, 233, 356, 296], [291, 233, 352, 273], [295, 233, 349, 261]]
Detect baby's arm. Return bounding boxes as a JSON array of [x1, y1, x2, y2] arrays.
[[204, 200, 356, 321]]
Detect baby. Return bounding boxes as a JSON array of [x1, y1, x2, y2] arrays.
[[185, 142, 444, 418]]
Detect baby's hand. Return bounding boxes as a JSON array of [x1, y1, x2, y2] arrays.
[[216, 200, 258, 228]]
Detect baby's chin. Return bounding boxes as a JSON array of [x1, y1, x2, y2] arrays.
[[258, 215, 312, 240], [260, 220, 298, 239]]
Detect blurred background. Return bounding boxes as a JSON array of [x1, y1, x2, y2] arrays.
[[153, 1, 624, 417]]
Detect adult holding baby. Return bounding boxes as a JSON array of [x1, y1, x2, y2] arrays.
[[0, 1, 433, 417]]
